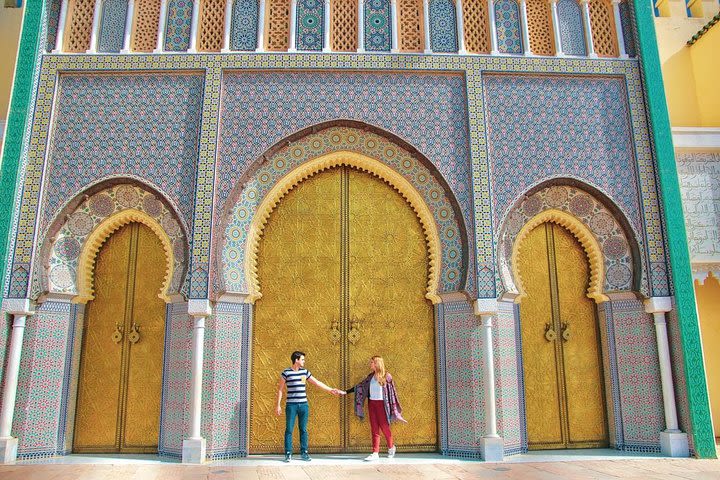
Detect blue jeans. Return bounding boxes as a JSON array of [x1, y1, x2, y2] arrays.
[[284, 402, 309, 454]]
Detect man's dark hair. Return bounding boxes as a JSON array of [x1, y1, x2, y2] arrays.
[[291, 351, 305, 364]]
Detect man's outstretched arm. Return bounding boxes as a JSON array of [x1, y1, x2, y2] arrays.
[[276, 377, 286, 415]]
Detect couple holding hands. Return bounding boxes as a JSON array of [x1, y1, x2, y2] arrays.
[[276, 351, 406, 462]]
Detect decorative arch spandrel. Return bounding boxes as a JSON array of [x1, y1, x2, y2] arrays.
[[43, 184, 188, 301]]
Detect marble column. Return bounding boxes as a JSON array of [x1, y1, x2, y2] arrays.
[[0, 299, 34, 464], [182, 299, 212, 463], [475, 298, 504, 461], [644, 297, 690, 457]]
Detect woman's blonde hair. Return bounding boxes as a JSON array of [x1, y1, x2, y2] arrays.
[[372, 356, 387, 386]]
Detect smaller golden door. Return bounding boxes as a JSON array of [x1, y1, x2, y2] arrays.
[[518, 222, 608, 449], [73, 222, 167, 453]]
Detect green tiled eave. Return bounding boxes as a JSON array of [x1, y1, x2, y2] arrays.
[[633, 0, 717, 459], [0, 0, 43, 297]]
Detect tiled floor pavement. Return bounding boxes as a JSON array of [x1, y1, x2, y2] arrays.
[[2, 452, 720, 479]]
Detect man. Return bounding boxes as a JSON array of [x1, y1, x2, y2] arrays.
[[275, 350, 344, 462]]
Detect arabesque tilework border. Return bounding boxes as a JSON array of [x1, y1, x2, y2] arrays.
[[8, 53, 655, 303]]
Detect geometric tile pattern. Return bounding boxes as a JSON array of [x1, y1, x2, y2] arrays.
[[497, 184, 642, 296], [98, 0, 129, 53], [46, 0, 62, 52], [220, 126, 469, 294], [202, 303, 245, 458], [667, 306, 696, 455], [42, 73, 203, 240], [164, 0, 193, 51], [608, 299, 664, 450], [619, 0, 635, 57], [216, 71, 475, 294], [429, 0, 458, 53], [495, 300, 524, 455], [158, 303, 191, 456], [364, 0, 392, 51], [42, 184, 188, 299], [557, 0, 586, 56], [297, 0, 324, 50], [231, 0, 260, 50], [494, 0, 523, 54], [13, 301, 74, 458], [482, 73, 668, 295], [439, 301, 485, 454], [8, 53, 663, 303]]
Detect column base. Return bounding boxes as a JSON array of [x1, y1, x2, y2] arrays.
[[660, 431, 689, 457], [182, 437, 206, 464], [0, 437, 18, 464], [480, 436, 504, 462]]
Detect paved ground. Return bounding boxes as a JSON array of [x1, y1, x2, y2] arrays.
[[2, 452, 720, 479]]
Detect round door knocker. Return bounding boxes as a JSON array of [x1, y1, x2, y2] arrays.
[[544, 323, 557, 342]]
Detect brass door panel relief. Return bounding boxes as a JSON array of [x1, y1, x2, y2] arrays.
[[73, 222, 167, 454], [518, 222, 608, 450], [251, 166, 437, 453]]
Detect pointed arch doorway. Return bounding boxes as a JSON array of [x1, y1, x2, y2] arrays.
[[249, 165, 438, 453], [73, 221, 167, 453], [516, 221, 609, 449]]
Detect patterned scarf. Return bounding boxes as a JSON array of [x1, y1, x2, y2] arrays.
[[352, 372, 407, 424]]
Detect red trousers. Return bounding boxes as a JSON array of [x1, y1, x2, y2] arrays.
[[368, 399, 394, 452]]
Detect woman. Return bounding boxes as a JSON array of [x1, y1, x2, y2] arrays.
[[345, 356, 406, 461]]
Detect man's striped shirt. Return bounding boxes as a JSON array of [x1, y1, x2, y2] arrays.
[[281, 368, 313, 403]]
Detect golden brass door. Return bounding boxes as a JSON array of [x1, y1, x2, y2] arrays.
[[73, 222, 167, 453], [251, 166, 437, 453], [518, 222, 608, 449]]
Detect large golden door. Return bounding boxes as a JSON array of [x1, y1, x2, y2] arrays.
[[73, 222, 167, 453], [250, 166, 437, 453], [518, 222, 608, 449]]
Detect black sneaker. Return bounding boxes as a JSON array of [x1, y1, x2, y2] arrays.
[[284, 452, 292, 462], [300, 452, 312, 461]]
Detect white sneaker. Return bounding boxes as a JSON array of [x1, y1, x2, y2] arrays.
[[388, 446, 396, 458], [364, 452, 380, 461]]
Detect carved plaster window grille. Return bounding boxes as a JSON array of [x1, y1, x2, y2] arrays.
[[526, 0, 554, 55], [462, 0, 490, 53], [332, 0, 359, 51], [398, 0, 424, 51], [65, 0, 97, 52], [199, 0, 228, 50], [266, 0, 291, 50], [132, 0, 162, 51], [588, 0, 617, 57]]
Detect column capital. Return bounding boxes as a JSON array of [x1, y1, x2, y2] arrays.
[[188, 299, 213, 317], [644, 296, 673, 314], [474, 298, 499, 317], [2, 298, 34, 316]]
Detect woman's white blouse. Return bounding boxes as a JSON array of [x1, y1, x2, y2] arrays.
[[369, 376, 383, 400]]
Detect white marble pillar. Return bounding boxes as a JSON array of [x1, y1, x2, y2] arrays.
[[550, 0, 563, 55], [222, 0, 234, 51], [323, 0, 332, 52], [358, 0, 366, 52], [644, 297, 690, 457], [0, 299, 34, 464], [88, 0, 104, 52], [182, 299, 211, 464], [53, 0, 70, 52], [611, 0, 627, 57], [257, 0, 266, 51], [488, 0, 499, 54], [455, 0, 466, 53], [189, 0, 201, 52], [289, 0, 298, 51], [579, 0, 596, 57], [519, 0, 531, 55], [121, 0, 136, 52], [390, 0, 399, 52], [155, 0, 169, 52], [474, 299, 504, 461], [423, 0, 432, 53]]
